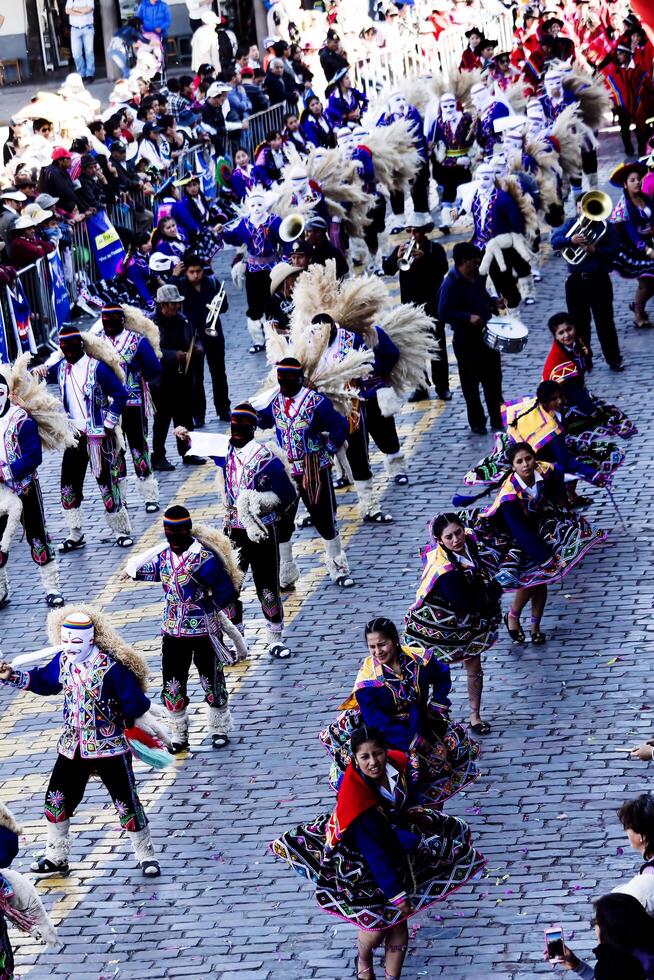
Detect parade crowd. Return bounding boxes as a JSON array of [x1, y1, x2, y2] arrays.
[[3, 0, 654, 977]]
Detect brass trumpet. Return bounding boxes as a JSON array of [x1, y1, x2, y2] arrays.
[[562, 190, 612, 265], [205, 282, 226, 337], [398, 239, 417, 271]]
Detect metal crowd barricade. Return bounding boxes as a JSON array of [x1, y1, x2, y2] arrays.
[[226, 101, 292, 159], [15, 258, 58, 352], [70, 218, 99, 296]]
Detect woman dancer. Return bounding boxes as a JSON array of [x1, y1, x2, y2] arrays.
[[473, 442, 607, 644], [404, 514, 502, 735], [228, 148, 270, 202], [150, 215, 188, 266], [320, 618, 480, 803], [609, 161, 654, 328], [272, 726, 485, 980]]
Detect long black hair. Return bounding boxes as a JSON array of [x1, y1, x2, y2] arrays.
[[431, 513, 464, 543], [506, 441, 535, 465], [363, 617, 399, 646], [350, 725, 387, 756], [594, 892, 654, 953], [618, 795, 654, 862]]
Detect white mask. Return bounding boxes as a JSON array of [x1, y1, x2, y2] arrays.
[[470, 83, 490, 111], [440, 94, 458, 122], [246, 192, 268, 224], [491, 151, 506, 175], [337, 128, 354, 157], [388, 93, 408, 117], [0, 382, 9, 417], [61, 618, 95, 664], [476, 164, 496, 193], [544, 73, 563, 100], [503, 129, 524, 153]]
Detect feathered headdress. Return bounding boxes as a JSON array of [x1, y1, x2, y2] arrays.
[[498, 174, 539, 237], [563, 69, 611, 130], [549, 104, 584, 178], [47, 603, 149, 690], [51, 333, 126, 383], [7, 353, 77, 451], [430, 70, 477, 106], [356, 116, 422, 195], [122, 305, 162, 359]]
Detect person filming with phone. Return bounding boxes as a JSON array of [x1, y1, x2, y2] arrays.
[[553, 893, 654, 978]]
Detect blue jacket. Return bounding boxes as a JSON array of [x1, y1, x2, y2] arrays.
[[550, 217, 619, 273], [135, 0, 171, 35], [0, 406, 42, 493], [350, 781, 418, 901], [228, 166, 270, 202], [227, 86, 252, 123], [220, 441, 297, 530], [125, 253, 155, 309], [438, 267, 495, 340], [48, 356, 129, 436], [107, 330, 161, 407], [300, 113, 336, 149], [2, 649, 150, 760], [257, 387, 348, 477], [498, 467, 567, 564], [377, 105, 428, 162], [0, 826, 19, 868], [471, 187, 524, 248], [325, 88, 368, 129]]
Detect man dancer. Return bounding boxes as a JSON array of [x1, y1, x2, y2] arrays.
[[0, 608, 165, 877], [96, 304, 162, 512], [129, 506, 240, 752], [46, 325, 133, 550], [376, 92, 432, 233], [257, 358, 353, 588]]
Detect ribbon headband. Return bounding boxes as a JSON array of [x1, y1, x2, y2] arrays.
[[62, 616, 93, 630], [231, 409, 258, 424], [101, 305, 125, 318], [59, 329, 82, 339], [277, 365, 303, 375], [163, 515, 192, 526]]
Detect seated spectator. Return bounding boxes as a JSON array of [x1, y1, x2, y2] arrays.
[[560, 893, 654, 978], [242, 67, 270, 113], [289, 42, 314, 93], [264, 58, 297, 106], [76, 154, 109, 213], [40, 147, 79, 213], [136, 121, 169, 171], [151, 214, 188, 266], [9, 210, 56, 269], [300, 95, 337, 148], [254, 130, 288, 183], [167, 74, 197, 125], [229, 147, 269, 201], [108, 142, 153, 232], [13, 171, 38, 204], [0, 188, 26, 245], [247, 43, 260, 69]]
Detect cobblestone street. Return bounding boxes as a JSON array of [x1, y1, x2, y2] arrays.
[[2, 131, 654, 979]]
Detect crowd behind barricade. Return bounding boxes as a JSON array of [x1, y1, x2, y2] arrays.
[[5, 0, 654, 977]]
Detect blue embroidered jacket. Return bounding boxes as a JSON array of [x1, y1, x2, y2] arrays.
[[170, 197, 205, 238], [377, 105, 428, 161], [257, 386, 349, 477], [0, 406, 43, 494], [107, 330, 161, 407], [471, 187, 524, 249], [325, 88, 368, 128], [2, 649, 150, 760], [48, 356, 129, 436], [134, 540, 238, 637], [228, 165, 270, 202], [538, 90, 576, 123], [428, 112, 475, 164], [475, 100, 510, 151], [351, 145, 376, 194], [220, 440, 297, 530], [327, 326, 399, 398], [220, 215, 282, 272], [300, 113, 336, 149]]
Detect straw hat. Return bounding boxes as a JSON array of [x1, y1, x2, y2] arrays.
[[269, 262, 301, 295]]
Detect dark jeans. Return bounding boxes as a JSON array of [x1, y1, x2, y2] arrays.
[[452, 333, 503, 431], [161, 633, 228, 712], [192, 332, 230, 422], [565, 270, 621, 366], [434, 163, 472, 203], [365, 391, 400, 455], [278, 466, 338, 542], [487, 249, 531, 309], [245, 268, 272, 320], [228, 524, 283, 628], [44, 750, 146, 831], [151, 375, 194, 460]]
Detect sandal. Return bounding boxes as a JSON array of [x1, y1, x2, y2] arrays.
[[211, 733, 230, 749], [59, 536, 85, 553], [394, 474, 409, 486], [170, 739, 189, 755], [531, 629, 547, 645], [335, 574, 355, 588], [504, 611, 525, 644], [334, 476, 352, 489], [115, 535, 134, 548], [268, 643, 291, 660], [145, 502, 160, 513], [30, 856, 70, 877], [354, 955, 376, 979], [248, 344, 265, 353], [363, 512, 394, 524], [470, 720, 492, 736], [141, 860, 161, 878], [296, 515, 313, 529], [46, 593, 65, 608]]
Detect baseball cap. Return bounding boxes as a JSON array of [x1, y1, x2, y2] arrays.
[[304, 216, 328, 231], [156, 284, 183, 303], [207, 82, 231, 98], [52, 147, 72, 161], [142, 122, 163, 137], [109, 140, 126, 153]]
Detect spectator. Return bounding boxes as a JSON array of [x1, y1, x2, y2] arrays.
[[65, 0, 95, 83], [264, 58, 296, 107], [185, 0, 212, 33], [41, 148, 79, 214], [437, 241, 504, 434], [108, 16, 150, 79], [283, 112, 309, 155], [14, 172, 38, 204], [167, 75, 197, 124], [123, 230, 158, 310], [289, 43, 314, 92], [262, 35, 279, 71], [254, 130, 287, 183], [200, 81, 231, 155], [319, 28, 348, 82], [247, 43, 261, 69], [560, 893, 654, 978], [235, 44, 250, 71], [135, 0, 171, 61], [136, 121, 169, 171], [76, 154, 108, 213], [226, 65, 252, 128], [88, 119, 109, 148], [241, 68, 270, 113], [0, 189, 26, 246], [160, 114, 187, 162], [9, 211, 56, 269], [217, 15, 237, 65], [300, 95, 337, 148], [611, 795, 654, 914], [191, 11, 222, 74]]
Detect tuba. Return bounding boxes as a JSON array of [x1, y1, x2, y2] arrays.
[[561, 190, 612, 265], [279, 213, 305, 243]]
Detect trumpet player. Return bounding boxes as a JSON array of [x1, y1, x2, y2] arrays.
[[550, 195, 622, 371], [175, 254, 231, 424]]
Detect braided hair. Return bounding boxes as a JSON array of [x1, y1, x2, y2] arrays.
[[363, 617, 399, 645], [350, 725, 387, 756]]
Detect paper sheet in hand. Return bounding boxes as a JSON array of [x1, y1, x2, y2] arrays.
[[124, 541, 168, 579], [11, 645, 61, 670], [188, 431, 229, 459]]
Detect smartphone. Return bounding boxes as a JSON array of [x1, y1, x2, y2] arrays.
[[544, 926, 565, 962]]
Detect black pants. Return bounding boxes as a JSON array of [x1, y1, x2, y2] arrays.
[[228, 524, 283, 628], [278, 466, 338, 543], [61, 432, 121, 512], [364, 195, 386, 254], [118, 403, 152, 480], [161, 633, 228, 712], [245, 268, 272, 320], [365, 392, 400, 455], [616, 107, 635, 155], [452, 334, 503, 431], [151, 375, 194, 460], [566, 270, 621, 366], [434, 163, 471, 204], [44, 750, 147, 831], [0, 478, 55, 565], [390, 160, 430, 216], [191, 333, 230, 423], [488, 249, 531, 309], [428, 320, 449, 394], [346, 405, 372, 482]]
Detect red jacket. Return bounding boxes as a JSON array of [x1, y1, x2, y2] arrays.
[[459, 46, 481, 71], [602, 60, 654, 124], [9, 236, 55, 270]]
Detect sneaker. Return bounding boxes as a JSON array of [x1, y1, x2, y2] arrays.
[[30, 855, 70, 876]]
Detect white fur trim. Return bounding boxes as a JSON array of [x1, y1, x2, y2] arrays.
[[354, 479, 375, 518], [479, 234, 513, 274], [236, 489, 274, 543], [105, 507, 133, 537], [44, 818, 71, 863], [166, 708, 189, 740], [383, 451, 406, 476], [128, 826, 156, 863], [39, 562, 61, 596], [0, 567, 10, 604], [1, 868, 60, 947], [518, 275, 535, 300], [375, 387, 405, 418], [323, 534, 350, 581], [246, 317, 265, 346], [218, 611, 248, 661], [136, 474, 159, 505], [63, 507, 83, 536], [279, 541, 299, 588], [207, 703, 233, 735], [0, 485, 22, 554]]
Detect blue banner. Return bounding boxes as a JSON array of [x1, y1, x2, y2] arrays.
[[0, 296, 9, 363], [48, 248, 71, 328], [195, 149, 217, 201], [86, 210, 126, 280], [7, 280, 33, 353]]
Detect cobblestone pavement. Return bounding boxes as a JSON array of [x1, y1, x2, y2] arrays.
[[3, 131, 654, 979]]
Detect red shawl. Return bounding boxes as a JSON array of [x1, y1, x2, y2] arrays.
[[542, 339, 588, 383], [325, 750, 408, 851]]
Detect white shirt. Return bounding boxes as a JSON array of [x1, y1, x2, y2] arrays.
[[452, 544, 475, 570], [514, 470, 543, 499], [185, 0, 211, 18], [65, 0, 94, 28], [64, 354, 91, 431], [378, 762, 400, 803]]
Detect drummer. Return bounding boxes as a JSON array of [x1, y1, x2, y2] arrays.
[[438, 242, 506, 435]]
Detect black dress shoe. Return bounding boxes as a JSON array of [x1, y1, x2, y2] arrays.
[[183, 455, 207, 465], [470, 425, 488, 435], [193, 419, 206, 428], [408, 388, 429, 402], [152, 457, 175, 472], [218, 412, 231, 422], [608, 360, 625, 372], [437, 389, 452, 401]]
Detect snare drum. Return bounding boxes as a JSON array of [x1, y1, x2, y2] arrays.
[[483, 317, 529, 353]]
